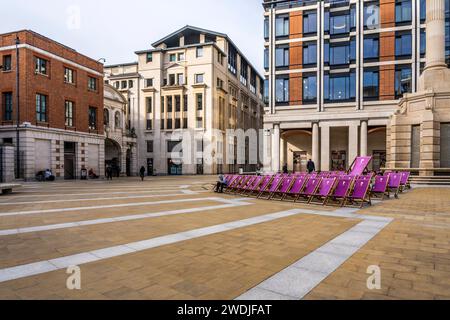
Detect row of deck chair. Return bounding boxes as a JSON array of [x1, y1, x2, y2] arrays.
[[223, 171, 411, 208]]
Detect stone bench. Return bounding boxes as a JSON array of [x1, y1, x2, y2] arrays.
[[0, 183, 21, 195]]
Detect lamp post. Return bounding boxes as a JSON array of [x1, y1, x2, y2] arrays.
[[15, 36, 20, 179]]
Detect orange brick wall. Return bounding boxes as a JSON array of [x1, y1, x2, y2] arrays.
[[289, 11, 303, 105]]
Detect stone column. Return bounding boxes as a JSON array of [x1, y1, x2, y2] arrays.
[[312, 122, 319, 168], [425, 0, 446, 70], [348, 125, 359, 167], [320, 126, 330, 171], [360, 120, 368, 157], [272, 123, 280, 172], [280, 136, 288, 169]]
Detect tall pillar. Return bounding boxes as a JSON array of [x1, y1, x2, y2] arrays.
[[320, 126, 330, 171], [272, 123, 280, 172], [312, 122, 319, 168], [348, 125, 359, 167], [425, 0, 446, 70], [360, 120, 368, 157]]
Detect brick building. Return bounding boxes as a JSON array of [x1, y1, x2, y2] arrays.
[[0, 30, 105, 180], [263, 0, 450, 173]]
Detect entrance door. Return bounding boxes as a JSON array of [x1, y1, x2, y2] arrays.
[[64, 142, 76, 180], [147, 158, 154, 176], [331, 150, 347, 171], [168, 159, 182, 175], [293, 151, 307, 172]]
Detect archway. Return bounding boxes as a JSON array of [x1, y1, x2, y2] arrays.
[[105, 138, 122, 176], [281, 130, 312, 173]]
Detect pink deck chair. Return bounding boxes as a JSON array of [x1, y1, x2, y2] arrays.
[[269, 177, 295, 200], [400, 172, 411, 192], [388, 173, 402, 199], [324, 176, 355, 207], [309, 177, 337, 205], [258, 176, 283, 199], [282, 176, 308, 201], [371, 175, 390, 199], [238, 176, 258, 194], [241, 176, 263, 196], [224, 175, 240, 192], [228, 175, 249, 193], [344, 178, 372, 208], [248, 175, 273, 197], [296, 177, 322, 203]]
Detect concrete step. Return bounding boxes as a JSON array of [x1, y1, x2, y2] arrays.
[[410, 176, 450, 185]]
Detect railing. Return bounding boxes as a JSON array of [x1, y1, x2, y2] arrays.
[[381, 168, 450, 176]]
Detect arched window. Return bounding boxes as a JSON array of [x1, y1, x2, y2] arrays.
[[104, 108, 109, 126], [115, 111, 121, 128]]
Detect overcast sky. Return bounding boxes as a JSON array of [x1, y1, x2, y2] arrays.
[[2, 0, 265, 73]]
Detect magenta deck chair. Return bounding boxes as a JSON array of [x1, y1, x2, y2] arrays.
[[296, 177, 322, 203], [241, 176, 263, 196], [309, 178, 337, 205], [239, 176, 258, 193], [235, 175, 253, 192], [348, 156, 373, 176], [371, 175, 390, 199], [282, 176, 308, 201], [344, 178, 372, 208], [258, 176, 283, 199], [249, 175, 273, 197], [400, 172, 411, 192], [230, 175, 249, 193], [325, 176, 354, 207], [270, 177, 295, 200], [388, 173, 402, 198], [224, 175, 240, 192]]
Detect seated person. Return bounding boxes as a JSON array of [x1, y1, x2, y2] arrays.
[[44, 169, 55, 181], [88, 168, 99, 179], [214, 174, 227, 193]]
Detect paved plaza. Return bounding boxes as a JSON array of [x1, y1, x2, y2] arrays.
[[0, 176, 449, 300]]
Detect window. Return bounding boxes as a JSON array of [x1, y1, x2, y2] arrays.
[[228, 46, 237, 75], [104, 108, 109, 126], [330, 13, 350, 35], [167, 119, 173, 130], [121, 80, 127, 89], [175, 118, 181, 129], [364, 2, 380, 29], [217, 78, 224, 89], [169, 54, 176, 62], [195, 74, 204, 84], [395, 0, 412, 23], [175, 95, 181, 112], [146, 97, 152, 113], [36, 94, 47, 122], [240, 59, 248, 85], [35, 57, 48, 75], [324, 72, 356, 101], [264, 79, 269, 103], [303, 11, 317, 34], [302, 75, 317, 102], [2, 92, 12, 121], [183, 118, 188, 129], [169, 74, 176, 86], [146, 119, 153, 130], [264, 48, 269, 70], [395, 32, 412, 57], [275, 77, 289, 103], [167, 96, 173, 112], [275, 15, 289, 37], [146, 78, 153, 87], [147, 140, 154, 153], [146, 52, 153, 63], [196, 117, 203, 128], [167, 140, 181, 153], [364, 37, 379, 59], [88, 107, 97, 130], [363, 70, 379, 98], [65, 100, 74, 127], [177, 73, 184, 85], [196, 93, 203, 110], [420, 29, 426, 55], [329, 43, 352, 65], [161, 96, 165, 113], [114, 81, 119, 89], [183, 95, 188, 111], [303, 42, 317, 65], [64, 67, 75, 84], [196, 47, 203, 58], [2, 55, 12, 72], [128, 80, 134, 88], [420, 0, 426, 22], [264, 18, 269, 39], [395, 66, 412, 97], [217, 51, 224, 65], [88, 77, 98, 91], [178, 52, 185, 61], [275, 46, 289, 68]]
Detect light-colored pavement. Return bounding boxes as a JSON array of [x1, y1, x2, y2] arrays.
[[0, 176, 449, 300]]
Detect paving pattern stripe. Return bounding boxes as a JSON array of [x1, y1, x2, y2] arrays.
[[236, 218, 393, 300], [0, 192, 196, 206], [18, 185, 191, 193], [0, 208, 309, 283], [0, 197, 231, 218], [0, 202, 252, 236]]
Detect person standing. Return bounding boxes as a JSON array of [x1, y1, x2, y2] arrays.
[[214, 174, 227, 193], [282, 163, 288, 174], [140, 166, 146, 181], [106, 165, 113, 181], [307, 159, 316, 174]]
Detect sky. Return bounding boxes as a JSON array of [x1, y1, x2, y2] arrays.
[[2, 0, 265, 74]]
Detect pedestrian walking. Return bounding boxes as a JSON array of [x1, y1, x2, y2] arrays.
[[307, 159, 316, 174], [140, 166, 146, 181]]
